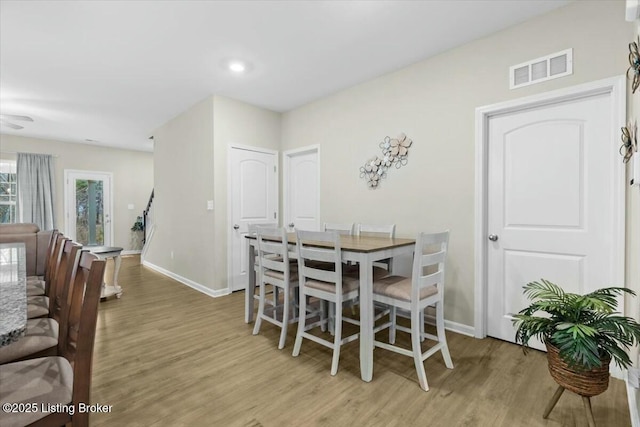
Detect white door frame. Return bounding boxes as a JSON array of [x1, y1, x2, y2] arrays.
[[226, 144, 279, 290], [283, 144, 320, 231], [473, 75, 626, 339], [63, 169, 114, 246]]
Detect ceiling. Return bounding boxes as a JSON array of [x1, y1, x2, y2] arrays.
[[0, 0, 570, 152]]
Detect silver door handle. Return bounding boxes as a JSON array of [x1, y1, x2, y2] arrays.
[[488, 234, 498, 241], [288, 223, 295, 228], [233, 224, 240, 230]]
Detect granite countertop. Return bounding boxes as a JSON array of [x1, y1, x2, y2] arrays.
[[0, 243, 27, 347]]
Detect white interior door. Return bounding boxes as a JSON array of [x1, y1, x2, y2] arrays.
[[284, 147, 319, 232], [64, 170, 113, 246], [229, 146, 277, 292], [486, 92, 618, 350]]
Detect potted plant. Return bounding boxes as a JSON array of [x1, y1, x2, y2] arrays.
[[513, 279, 640, 424], [130, 216, 144, 250]]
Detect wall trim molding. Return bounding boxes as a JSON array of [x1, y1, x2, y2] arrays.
[[142, 260, 230, 298], [121, 250, 141, 255], [424, 315, 475, 338]]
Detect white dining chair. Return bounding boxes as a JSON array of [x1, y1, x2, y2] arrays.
[[355, 223, 396, 271], [248, 223, 280, 314], [293, 230, 360, 375], [252, 227, 300, 349], [372, 230, 454, 391], [323, 222, 354, 236]]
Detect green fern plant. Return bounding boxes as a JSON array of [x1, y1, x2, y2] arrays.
[[513, 279, 640, 370]]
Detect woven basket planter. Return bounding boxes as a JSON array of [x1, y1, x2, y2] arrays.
[[545, 341, 611, 397]]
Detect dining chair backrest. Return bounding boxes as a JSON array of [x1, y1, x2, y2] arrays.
[[42, 229, 60, 284], [323, 223, 354, 236], [296, 230, 343, 296], [357, 224, 396, 271], [60, 251, 105, 419], [248, 222, 278, 234], [46, 236, 69, 313], [411, 231, 449, 301], [356, 223, 396, 238], [44, 234, 66, 295], [256, 227, 291, 279], [49, 241, 83, 324]]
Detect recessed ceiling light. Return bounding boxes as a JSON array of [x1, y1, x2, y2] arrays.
[[228, 61, 246, 73]]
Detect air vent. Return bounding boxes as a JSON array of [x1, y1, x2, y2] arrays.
[[509, 49, 573, 89]]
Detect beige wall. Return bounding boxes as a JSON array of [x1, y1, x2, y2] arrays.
[[212, 95, 281, 290], [281, 0, 635, 327], [0, 134, 153, 251], [146, 97, 216, 288], [629, 20, 640, 371], [147, 95, 280, 291]]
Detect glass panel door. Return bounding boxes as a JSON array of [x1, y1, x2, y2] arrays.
[[65, 171, 112, 246]]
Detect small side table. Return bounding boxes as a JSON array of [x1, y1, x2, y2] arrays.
[[84, 246, 124, 300]]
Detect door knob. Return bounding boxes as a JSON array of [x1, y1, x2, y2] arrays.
[[488, 234, 498, 241], [233, 224, 240, 230], [288, 223, 295, 228]]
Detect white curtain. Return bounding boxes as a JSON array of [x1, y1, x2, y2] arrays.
[[16, 153, 55, 230]]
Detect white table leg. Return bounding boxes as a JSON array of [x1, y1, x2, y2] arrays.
[[245, 242, 256, 323], [113, 254, 122, 287], [359, 254, 374, 382]]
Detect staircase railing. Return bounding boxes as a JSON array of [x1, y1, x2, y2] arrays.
[[143, 189, 154, 245]]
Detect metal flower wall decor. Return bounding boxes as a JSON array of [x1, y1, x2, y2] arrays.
[[621, 121, 638, 164], [359, 133, 412, 188], [629, 36, 640, 94]]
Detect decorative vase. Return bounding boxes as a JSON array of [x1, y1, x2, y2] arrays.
[[545, 341, 610, 397]]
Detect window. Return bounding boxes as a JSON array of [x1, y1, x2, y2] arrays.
[[0, 160, 17, 223]]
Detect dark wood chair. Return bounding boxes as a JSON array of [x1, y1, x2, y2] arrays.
[[0, 240, 82, 364], [25, 232, 64, 298], [26, 232, 66, 318], [0, 251, 106, 427]]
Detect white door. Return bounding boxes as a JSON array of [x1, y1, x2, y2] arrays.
[[486, 92, 618, 350], [64, 170, 113, 246], [229, 147, 278, 292], [284, 147, 319, 232]]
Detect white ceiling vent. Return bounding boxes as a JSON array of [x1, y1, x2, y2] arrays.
[[509, 48, 573, 89]]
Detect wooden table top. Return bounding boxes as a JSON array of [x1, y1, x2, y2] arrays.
[[246, 232, 415, 253]]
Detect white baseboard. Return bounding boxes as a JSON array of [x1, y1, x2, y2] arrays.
[[424, 315, 476, 337], [122, 250, 141, 255], [142, 260, 230, 298]]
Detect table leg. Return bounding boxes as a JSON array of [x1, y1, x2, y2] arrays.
[[359, 254, 374, 382], [245, 242, 256, 323], [113, 255, 122, 288]]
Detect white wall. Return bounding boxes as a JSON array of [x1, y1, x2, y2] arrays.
[[145, 96, 216, 288], [0, 134, 153, 251], [281, 0, 635, 327], [147, 95, 280, 292]]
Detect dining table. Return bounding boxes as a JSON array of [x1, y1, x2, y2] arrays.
[[0, 242, 27, 347], [245, 232, 416, 382]]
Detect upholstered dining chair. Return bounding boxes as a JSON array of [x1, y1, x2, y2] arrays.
[[0, 240, 82, 364], [252, 227, 301, 349], [0, 251, 106, 427], [26, 233, 66, 318], [25, 232, 65, 298], [293, 230, 360, 375], [355, 223, 396, 271], [372, 231, 454, 391], [248, 222, 280, 315], [26, 229, 58, 282]]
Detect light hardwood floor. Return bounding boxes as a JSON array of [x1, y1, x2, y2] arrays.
[[90, 256, 631, 426]]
